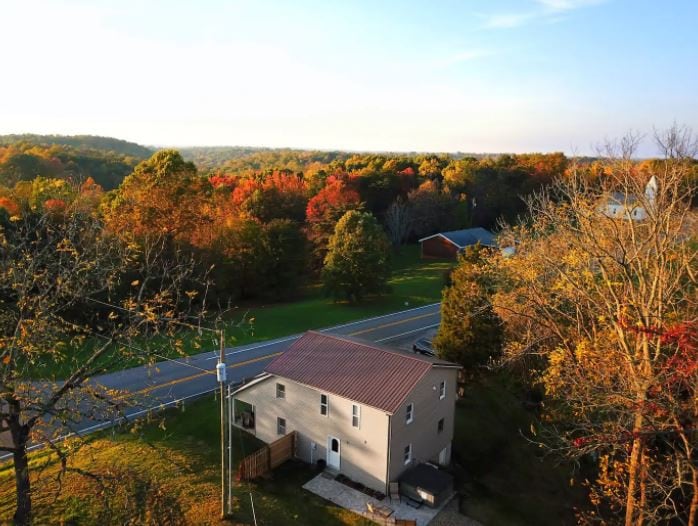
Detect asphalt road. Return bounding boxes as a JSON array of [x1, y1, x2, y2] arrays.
[[1, 303, 441, 460]]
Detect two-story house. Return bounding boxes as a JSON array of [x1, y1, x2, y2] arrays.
[[231, 331, 461, 495]]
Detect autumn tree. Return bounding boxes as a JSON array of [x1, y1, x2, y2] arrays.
[[434, 244, 503, 370], [102, 149, 206, 242], [384, 197, 412, 248], [322, 210, 391, 302], [493, 128, 698, 525], [306, 175, 362, 263], [407, 180, 464, 238], [0, 204, 205, 525], [231, 171, 308, 223]]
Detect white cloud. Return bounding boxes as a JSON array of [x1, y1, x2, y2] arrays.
[[483, 13, 535, 29], [433, 49, 494, 67], [482, 0, 607, 30], [535, 0, 606, 11]]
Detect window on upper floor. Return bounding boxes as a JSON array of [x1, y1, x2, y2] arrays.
[[352, 404, 361, 428], [439, 380, 446, 400], [320, 394, 329, 416], [277, 417, 286, 435], [404, 444, 412, 465], [406, 403, 414, 424], [276, 383, 285, 399], [437, 418, 444, 434]]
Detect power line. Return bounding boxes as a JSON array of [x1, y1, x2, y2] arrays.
[[89, 330, 214, 375]]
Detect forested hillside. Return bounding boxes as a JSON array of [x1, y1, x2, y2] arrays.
[[0, 135, 151, 190], [0, 134, 152, 158]]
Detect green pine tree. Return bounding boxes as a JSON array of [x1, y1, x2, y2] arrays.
[[434, 245, 503, 369], [322, 210, 391, 302]]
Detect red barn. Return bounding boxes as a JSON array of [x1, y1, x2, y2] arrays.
[[419, 228, 495, 259]]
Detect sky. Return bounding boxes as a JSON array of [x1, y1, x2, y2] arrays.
[[1, 0, 696, 155]]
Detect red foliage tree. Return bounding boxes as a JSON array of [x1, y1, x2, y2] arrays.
[[305, 175, 361, 263]]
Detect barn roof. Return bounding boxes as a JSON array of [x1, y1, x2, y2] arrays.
[[419, 227, 496, 248], [262, 331, 459, 414]]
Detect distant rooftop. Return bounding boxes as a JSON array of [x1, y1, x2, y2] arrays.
[[419, 227, 496, 248]]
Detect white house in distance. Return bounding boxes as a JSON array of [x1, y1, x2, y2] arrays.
[[601, 175, 658, 220], [231, 331, 461, 497]]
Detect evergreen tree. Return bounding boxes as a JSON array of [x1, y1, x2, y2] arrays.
[[434, 245, 503, 369], [322, 210, 391, 302]]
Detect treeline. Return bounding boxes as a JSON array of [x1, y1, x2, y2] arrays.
[[0, 145, 570, 306], [0, 141, 145, 190], [0, 134, 152, 158]]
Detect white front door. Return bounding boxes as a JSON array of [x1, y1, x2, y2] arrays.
[[327, 436, 341, 470]]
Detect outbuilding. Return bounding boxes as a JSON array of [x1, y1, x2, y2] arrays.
[[419, 227, 495, 259]]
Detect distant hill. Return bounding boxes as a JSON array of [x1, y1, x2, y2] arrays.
[[0, 135, 153, 190], [0, 134, 153, 159]]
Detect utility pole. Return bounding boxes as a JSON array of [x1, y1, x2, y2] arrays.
[[216, 329, 230, 520]]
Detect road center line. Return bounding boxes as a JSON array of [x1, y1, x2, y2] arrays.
[[347, 311, 437, 336], [136, 352, 283, 395], [375, 323, 440, 343]]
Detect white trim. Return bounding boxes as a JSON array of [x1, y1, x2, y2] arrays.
[[406, 402, 414, 424], [403, 443, 412, 465], [418, 231, 497, 248], [418, 233, 462, 248], [439, 380, 446, 400]]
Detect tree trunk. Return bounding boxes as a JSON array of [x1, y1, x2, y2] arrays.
[[12, 444, 31, 526], [689, 469, 698, 526], [7, 397, 31, 526], [625, 422, 643, 526], [635, 447, 647, 526]]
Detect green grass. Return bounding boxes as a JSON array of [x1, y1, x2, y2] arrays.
[[223, 245, 450, 344], [0, 396, 373, 525], [451, 372, 587, 525], [38, 244, 452, 379]]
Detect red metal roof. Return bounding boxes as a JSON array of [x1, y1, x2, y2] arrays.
[[264, 331, 453, 414]]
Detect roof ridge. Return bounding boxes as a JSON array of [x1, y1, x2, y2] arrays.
[[305, 330, 438, 367]]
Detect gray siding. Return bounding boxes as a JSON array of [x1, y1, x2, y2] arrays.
[[387, 367, 459, 483], [234, 375, 391, 492]]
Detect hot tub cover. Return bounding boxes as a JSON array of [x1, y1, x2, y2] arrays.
[[399, 464, 453, 495]]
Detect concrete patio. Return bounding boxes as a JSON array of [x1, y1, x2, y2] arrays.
[[302, 472, 454, 526]]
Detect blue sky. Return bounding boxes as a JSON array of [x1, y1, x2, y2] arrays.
[[1, 0, 696, 154]]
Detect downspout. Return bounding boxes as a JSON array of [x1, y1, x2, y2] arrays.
[[385, 412, 392, 495]]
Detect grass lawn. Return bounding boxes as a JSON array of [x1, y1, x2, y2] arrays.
[[0, 396, 373, 525], [223, 245, 450, 345], [452, 371, 588, 525], [1, 371, 589, 525], [37, 244, 452, 379]]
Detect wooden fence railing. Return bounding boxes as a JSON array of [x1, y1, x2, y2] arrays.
[[238, 431, 296, 481]]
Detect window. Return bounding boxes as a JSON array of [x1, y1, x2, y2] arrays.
[[276, 383, 285, 399], [352, 404, 361, 428], [405, 403, 414, 424], [437, 418, 444, 434], [439, 380, 446, 400], [277, 417, 286, 435], [320, 394, 329, 416], [403, 444, 412, 465]]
